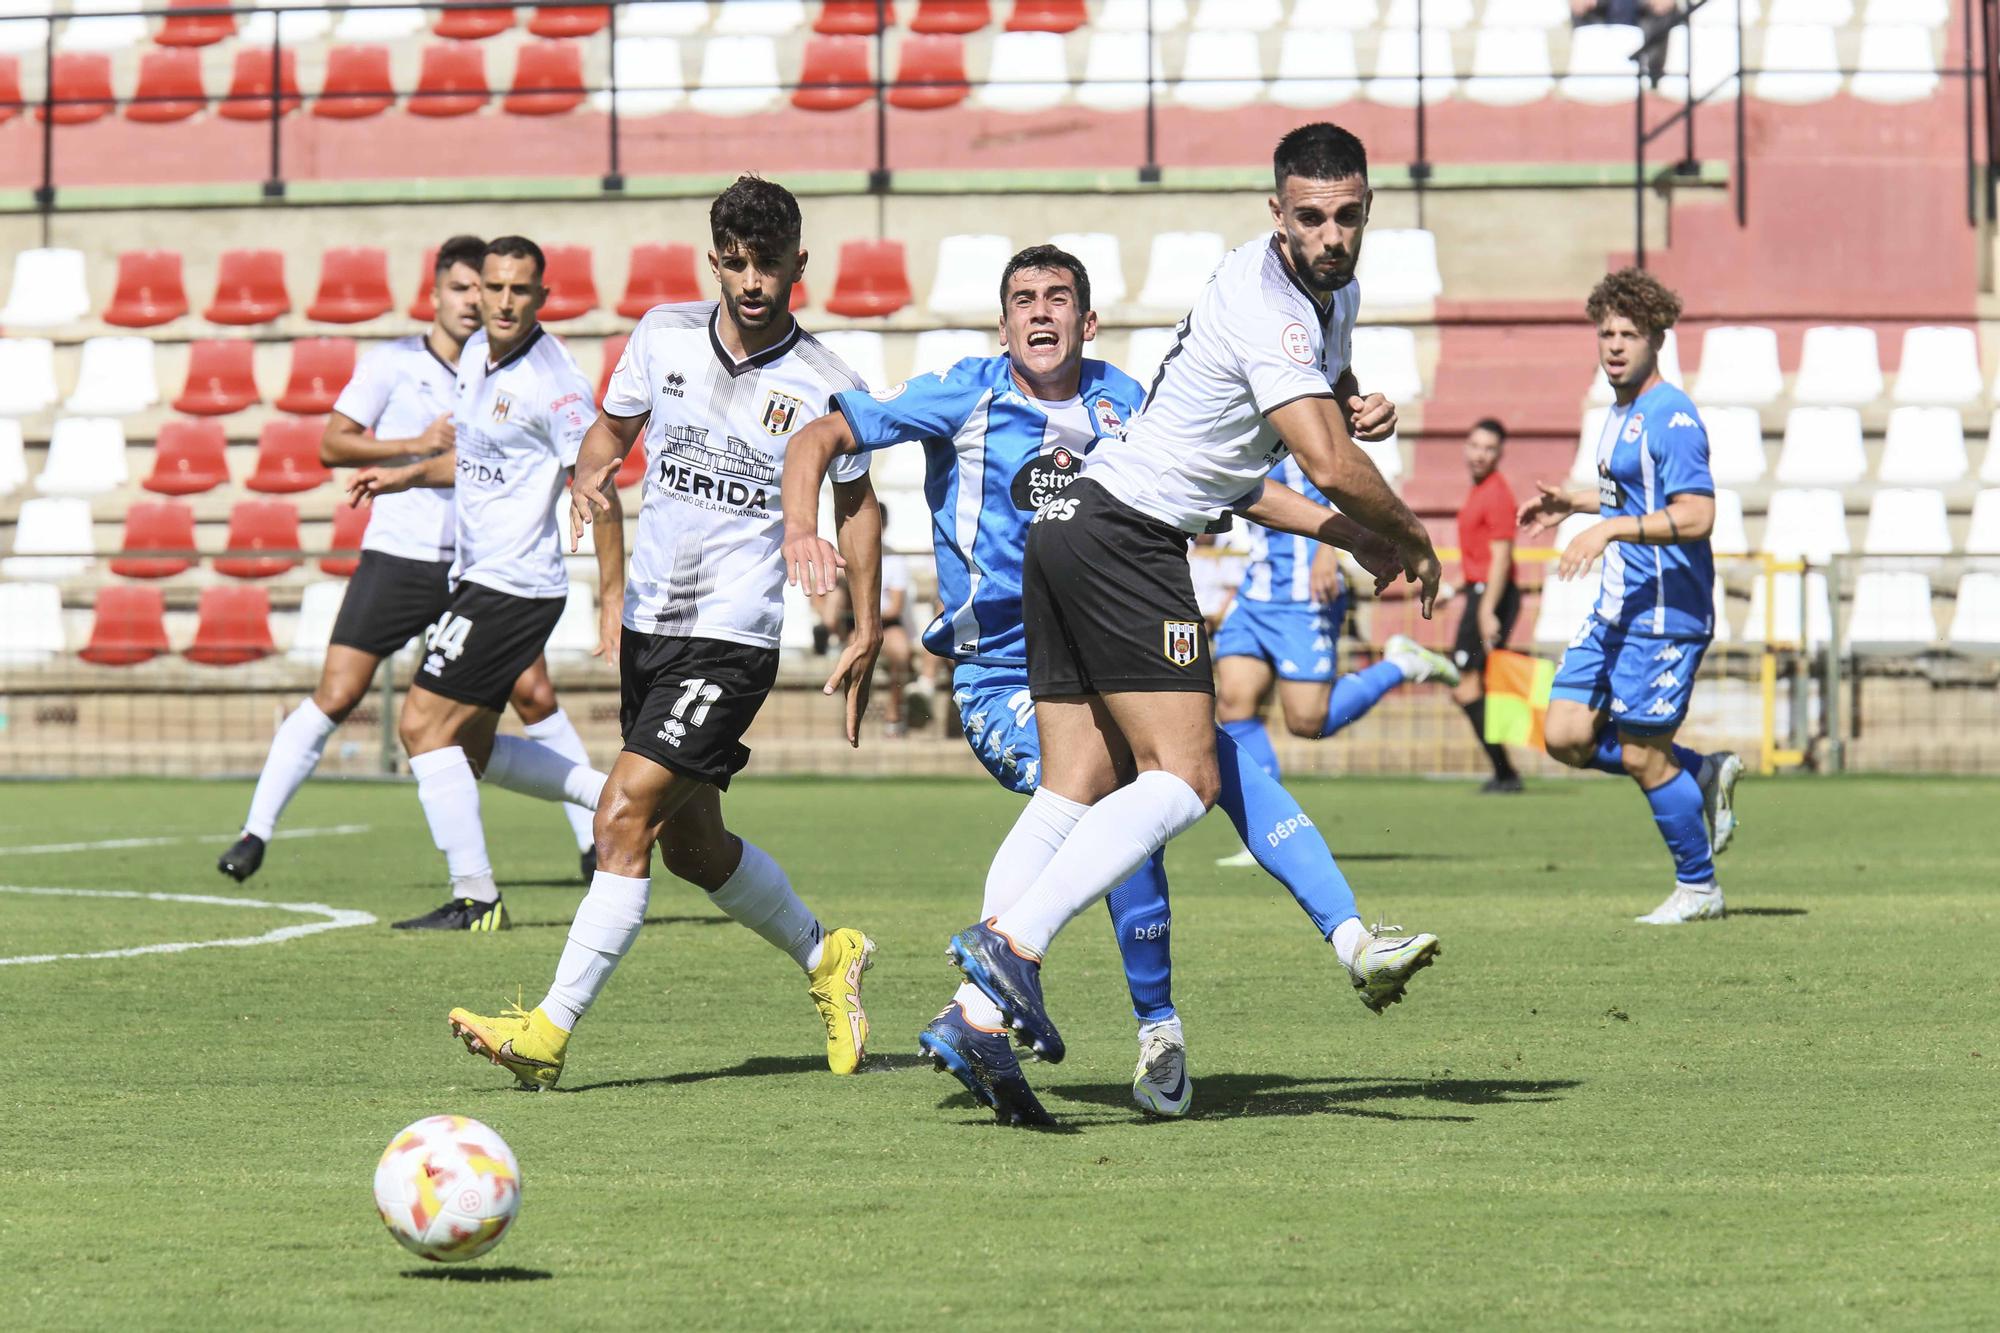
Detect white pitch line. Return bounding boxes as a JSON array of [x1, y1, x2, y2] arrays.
[[0, 885, 376, 966], [0, 823, 374, 857]]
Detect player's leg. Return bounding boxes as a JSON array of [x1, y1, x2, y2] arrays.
[[506, 654, 600, 879], [1213, 651, 1279, 868], [880, 623, 912, 736], [1276, 639, 1457, 743], [1619, 724, 1724, 925], [1451, 588, 1523, 791], [396, 687, 509, 930]]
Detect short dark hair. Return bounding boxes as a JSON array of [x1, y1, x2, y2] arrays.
[[999, 244, 1091, 314], [1586, 267, 1683, 338], [1274, 122, 1369, 192], [710, 175, 802, 263], [1471, 417, 1508, 444], [483, 235, 545, 281], [435, 234, 486, 277]]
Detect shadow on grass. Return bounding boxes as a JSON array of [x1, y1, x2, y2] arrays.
[[1729, 907, 1808, 917], [504, 914, 730, 930], [563, 1051, 929, 1093], [1050, 1073, 1580, 1123], [930, 1091, 1085, 1134], [401, 1266, 552, 1283]]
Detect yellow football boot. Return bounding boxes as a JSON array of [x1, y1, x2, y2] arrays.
[[448, 1002, 570, 1091], [808, 928, 876, 1075]]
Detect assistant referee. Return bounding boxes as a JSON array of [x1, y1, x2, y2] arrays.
[[1450, 417, 1523, 792]]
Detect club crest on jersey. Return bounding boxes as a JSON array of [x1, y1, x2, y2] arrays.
[[761, 390, 804, 436], [1092, 397, 1124, 438], [490, 394, 513, 423], [1622, 413, 1644, 443], [1011, 445, 1082, 511], [1163, 620, 1201, 668], [871, 381, 906, 402], [1280, 322, 1314, 366]]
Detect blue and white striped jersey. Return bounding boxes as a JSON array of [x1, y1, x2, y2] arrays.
[[1237, 456, 1342, 605], [1590, 381, 1715, 639]]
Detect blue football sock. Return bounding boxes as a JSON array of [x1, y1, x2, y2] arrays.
[[1214, 726, 1358, 939], [1323, 661, 1406, 737], [1219, 716, 1280, 782], [1643, 766, 1715, 884], [1105, 851, 1174, 1023], [1589, 727, 1706, 779]]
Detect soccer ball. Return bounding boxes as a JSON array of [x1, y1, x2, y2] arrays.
[[372, 1115, 521, 1263]]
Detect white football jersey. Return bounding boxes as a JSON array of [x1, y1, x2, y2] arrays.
[[603, 302, 871, 649], [1084, 234, 1360, 531], [332, 335, 457, 563], [449, 327, 595, 600]]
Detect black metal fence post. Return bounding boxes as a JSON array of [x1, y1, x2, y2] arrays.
[[603, 1, 624, 190], [263, 14, 284, 197], [35, 14, 55, 219], [1139, 0, 1159, 183], [870, 0, 889, 191], [1411, 0, 1429, 225], [1633, 59, 1645, 268]]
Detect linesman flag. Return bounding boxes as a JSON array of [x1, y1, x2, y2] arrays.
[[1483, 649, 1555, 748]]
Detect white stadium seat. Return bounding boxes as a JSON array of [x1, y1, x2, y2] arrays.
[[1357, 430, 1401, 483], [1712, 575, 1735, 644], [546, 583, 600, 661], [1793, 325, 1884, 406], [1353, 228, 1442, 307], [1569, 406, 1609, 483], [883, 488, 935, 553], [1076, 32, 1165, 112], [1137, 231, 1225, 311], [1965, 489, 2000, 555], [1349, 326, 1423, 402], [1703, 406, 1768, 486], [3, 496, 94, 579], [1533, 565, 1598, 645], [37, 417, 129, 496], [910, 328, 993, 377], [1711, 488, 1750, 556], [1271, 29, 1360, 107], [1862, 487, 1951, 557], [1853, 25, 1940, 105], [1692, 0, 1761, 26], [1893, 326, 1981, 405], [1847, 571, 1937, 650], [928, 234, 1013, 317], [689, 36, 781, 114], [1659, 23, 1742, 103], [623, 2, 713, 34], [1589, 327, 1681, 402], [1192, 0, 1278, 29], [0, 338, 59, 416], [1691, 326, 1782, 405], [242, 0, 333, 46], [1288, 0, 1376, 29], [780, 574, 817, 651], [287, 581, 346, 664], [1123, 327, 1179, 387], [1467, 27, 1553, 107], [1762, 487, 1850, 563], [1865, 0, 1944, 23], [332, 7, 426, 41], [0, 419, 26, 496], [1047, 232, 1126, 311], [1948, 572, 2000, 650], [65, 336, 161, 417], [1098, 0, 1188, 29], [1774, 407, 1866, 487], [870, 440, 928, 492], [0, 582, 65, 663], [1382, 0, 1471, 23], [0, 0, 51, 55], [59, 0, 149, 53], [1742, 571, 1832, 648], [1877, 407, 1968, 486], [1173, 30, 1264, 109], [1366, 26, 1457, 108], [1767, 0, 1850, 22], [978, 32, 1071, 113], [594, 38, 685, 115], [0, 248, 91, 328], [1753, 25, 1843, 105], [712, 0, 806, 35], [812, 331, 888, 395], [1983, 414, 2000, 484], [1483, 0, 1568, 26], [1560, 24, 1644, 105]]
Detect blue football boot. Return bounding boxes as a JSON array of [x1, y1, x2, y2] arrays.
[[946, 919, 1064, 1064], [918, 1003, 1055, 1128]]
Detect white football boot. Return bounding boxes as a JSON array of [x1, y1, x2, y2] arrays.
[[1697, 751, 1744, 856], [1635, 882, 1726, 925], [1342, 925, 1441, 1013], [1214, 847, 1259, 868], [1131, 1019, 1192, 1117], [1384, 633, 1461, 687]]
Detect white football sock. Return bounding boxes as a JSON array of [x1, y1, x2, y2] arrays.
[[951, 982, 1005, 1030], [541, 870, 650, 1031], [950, 788, 1089, 1030], [482, 734, 607, 811], [523, 709, 598, 853], [1329, 916, 1368, 968], [410, 747, 494, 896], [707, 840, 825, 972], [992, 771, 1208, 958], [241, 698, 337, 840]]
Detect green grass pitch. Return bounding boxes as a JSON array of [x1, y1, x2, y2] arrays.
[[4, 775, 1996, 1329]]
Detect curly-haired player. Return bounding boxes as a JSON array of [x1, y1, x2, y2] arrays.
[[1517, 268, 1743, 924]]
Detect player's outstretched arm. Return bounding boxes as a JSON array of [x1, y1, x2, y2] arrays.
[[1239, 479, 1403, 594], [320, 411, 453, 466], [781, 412, 861, 597], [1333, 368, 1397, 444], [1518, 480, 1595, 535], [570, 411, 642, 550], [1556, 492, 1715, 580], [346, 449, 457, 507], [826, 473, 884, 748]]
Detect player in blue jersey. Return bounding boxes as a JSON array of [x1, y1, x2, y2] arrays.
[[1519, 268, 1743, 924], [1212, 453, 1460, 867], [781, 243, 1437, 1126]]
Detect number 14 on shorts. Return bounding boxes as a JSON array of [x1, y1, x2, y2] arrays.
[[658, 678, 722, 748], [422, 612, 473, 675]]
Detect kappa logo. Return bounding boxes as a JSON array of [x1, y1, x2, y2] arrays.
[[1610, 697, 1629, 714], [1279, 658, 1299, 674], [1652, 671, 1679, 689], [662, 371, 686, 399], [1646, 698, 1677, 717], [1163, 620, 1201, 668], [761, 390, 804, 436], [490, 393, 513, 423], [1654, 644, 1684, 662], [1669, 411, 1698, 429]]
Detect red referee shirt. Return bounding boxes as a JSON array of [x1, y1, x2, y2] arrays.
[[1457, 470, 1517, 585]]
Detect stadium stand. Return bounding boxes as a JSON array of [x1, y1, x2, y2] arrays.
[[144, 420, 231, 496], [173, 341, 261, 415], [66, 337, 159, 417], [205, 251, 291, 326], [247, 419, 334, 494], [36, 418, 128, 497], [186, 585, 276, 665], [0, 580, 64, 664], [308, 248, 396, 324], [0, 338, 60, 415], [215, 500, 302, 580], [2, 249, 90, 327], [80, 585, 171, 666], [111, 500, 197, 580]]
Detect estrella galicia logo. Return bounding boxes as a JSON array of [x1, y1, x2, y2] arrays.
[[663, 371, 685, 398], [1010, 445, 1081, 511]]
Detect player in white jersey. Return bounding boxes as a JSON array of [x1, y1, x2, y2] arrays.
[[217, 237, 600, 887], [348, 238, 611, 932], [942, 123, 1447, 1069], [444, 178, 879, 1091]]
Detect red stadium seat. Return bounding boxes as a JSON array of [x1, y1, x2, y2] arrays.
[[0, 57, 18, 127], [409, 43, 490, 117], [597, 332, 627, 407], [144, 419, 230, 494], [205, 249, 290, 324], [616, 438, 648, 488], [81, 587, 171, 667], [314, 45, 396, 119], [276, 338, 357, 414], [910, 0, 989, 33], [247, 418, 332, 493], [105, 250, 189, 327], [157, 0, 236, 47], [790, 280, 809, 312], [38, 54, 114, 125], [1004, 0, 1085, 31], [887, 33, 967, 109], [111, 500, 197, 579], [825, 239, 911, 317], [504, 40, 585, 115], [618, 243, 703, 317], [793, 36, 873, 111], [307, 247, 393, 323], [408, 246, 440, 320], [435, 6, 515, 39], [173, 340, 260, 414], [529, 5, 609, 37], [322, 500, 369, 576], [815, 0, 896, 34], [186, 586, 275, 665], [215, 500, 301, 580], [127, 49, 206, 123], [539, 245, 598, 321], [218, 47, 301, 121]]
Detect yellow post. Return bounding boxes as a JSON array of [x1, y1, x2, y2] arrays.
[[1758, 555, 1810, 776]]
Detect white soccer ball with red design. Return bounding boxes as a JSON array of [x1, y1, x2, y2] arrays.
[[373, 1115, 521, 1262]]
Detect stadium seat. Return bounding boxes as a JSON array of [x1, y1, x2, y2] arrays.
[[1468, 25, 1553, 106], [81, 587, 171, 666], [144, 418, 230, 495], [594, 37, 684, 114], [0, 248, 89, 326], [173, 340, 261, 415], [0, 54, 18, 124], [1691, 326, 1782, 405], [284, 578, 344, 662], [1270, 29, 1360, 107], [506, 40, 586, 115], [1793, 326, 1883, 406], [1076, 32, 1163, 111], [1558, 23, 1642, 104], [622, 1, 714, 34], [111, 499, 197, 578], [1878, 407, 1967, 485], [315, 45, 397, 118], [1754, 25, 1842, 104], [216, 500, 302, 579], [1288, 0, 1374, 27], [539, 246, 598, 321], [0, 582, 64, 664], [1774, 407, 1866, 487], [1357, 430, 1401, 483], [0, 419, 24, 495], [532, 5, 611, 37], [779, 574, 818, 650], [1045, 232, 1125, 310], [36, 417, 129, 496], [1173, 30, 1263, 109], [1692, 406, 1761, 486], [871, 438, 927, 490], [1768, 0, 1848, 19], [690, 35, 782, 113], [928, 233, 1013, 316], [0, 337, 59, 415], [1007, 0, 1085, 31], [127, 47, 207, 122], [813, 330, 889, 391], [103, 249, 189, 327], [1659, 22, 1741, 104], [1892, 326, 1981, 405], [1589, 328, 1681, 401], [1710, 488, 1749, 555], [618, 243, 703, 317], [435, 6, 515, 39], [247, 417, 332, 493], [793, 35, 874, 111], [1349, 326, 1423, 403], [616, 435, 648, 488], [597, 332, 628, 410], [1762, 487, 1849, 563], [0, 0, 50, 57], [1742, 571, 1832, 648], [976, 31, 1069, 111], [306, 247, 393, 323], [333, 5, 424, 40], [276, 338, 357, 414], [1367, 25, 1456, 107], [1568, 406, 1610, 482], [323, 498, 369, 575], [1983, 419, 2000, 485], [815, 0, 894, 34], [825, 240, 912, 318], [59, 0, 148, 54], [187, 586, 276, 665], [410, 42, 490, 116], [911, 327, 992, 375], [888, 33, 969, 109], [910, 0, 989, 32], [1948, 572, 2000, 650], [1136, 231, 1224, 310], [1124, 326, 1178, 386], [157, 0, 236, 47], [205, 249, 290, 324], [1864, 0, 1942, 21], [1862, 487, 1951, 558], [1381, 0, 1470, 19], [1484, 0, 1566, 24], [883, 491, 935, 553], [1852, 25, 1939, 105], [1848, 571, 1937, 650], [1099, 0, 1187, 29], [240, 0, 334, 46], [1353, 228, 1441, 307], [714, 0, 808, 33], [1532, 565, 1598, 645], [1190, 0, 1274, 27], [1962, 488, 2000, 558], [218, 47, 302, 121], [3, 496, 94, 579], [540, 581, 598, 660], [66, 336, 160, 416]]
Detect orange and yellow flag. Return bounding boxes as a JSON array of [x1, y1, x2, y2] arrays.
[[1483, 649, 1556, 749]]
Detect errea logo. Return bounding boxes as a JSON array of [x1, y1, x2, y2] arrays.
[[1669, 412, 1698, 429]]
